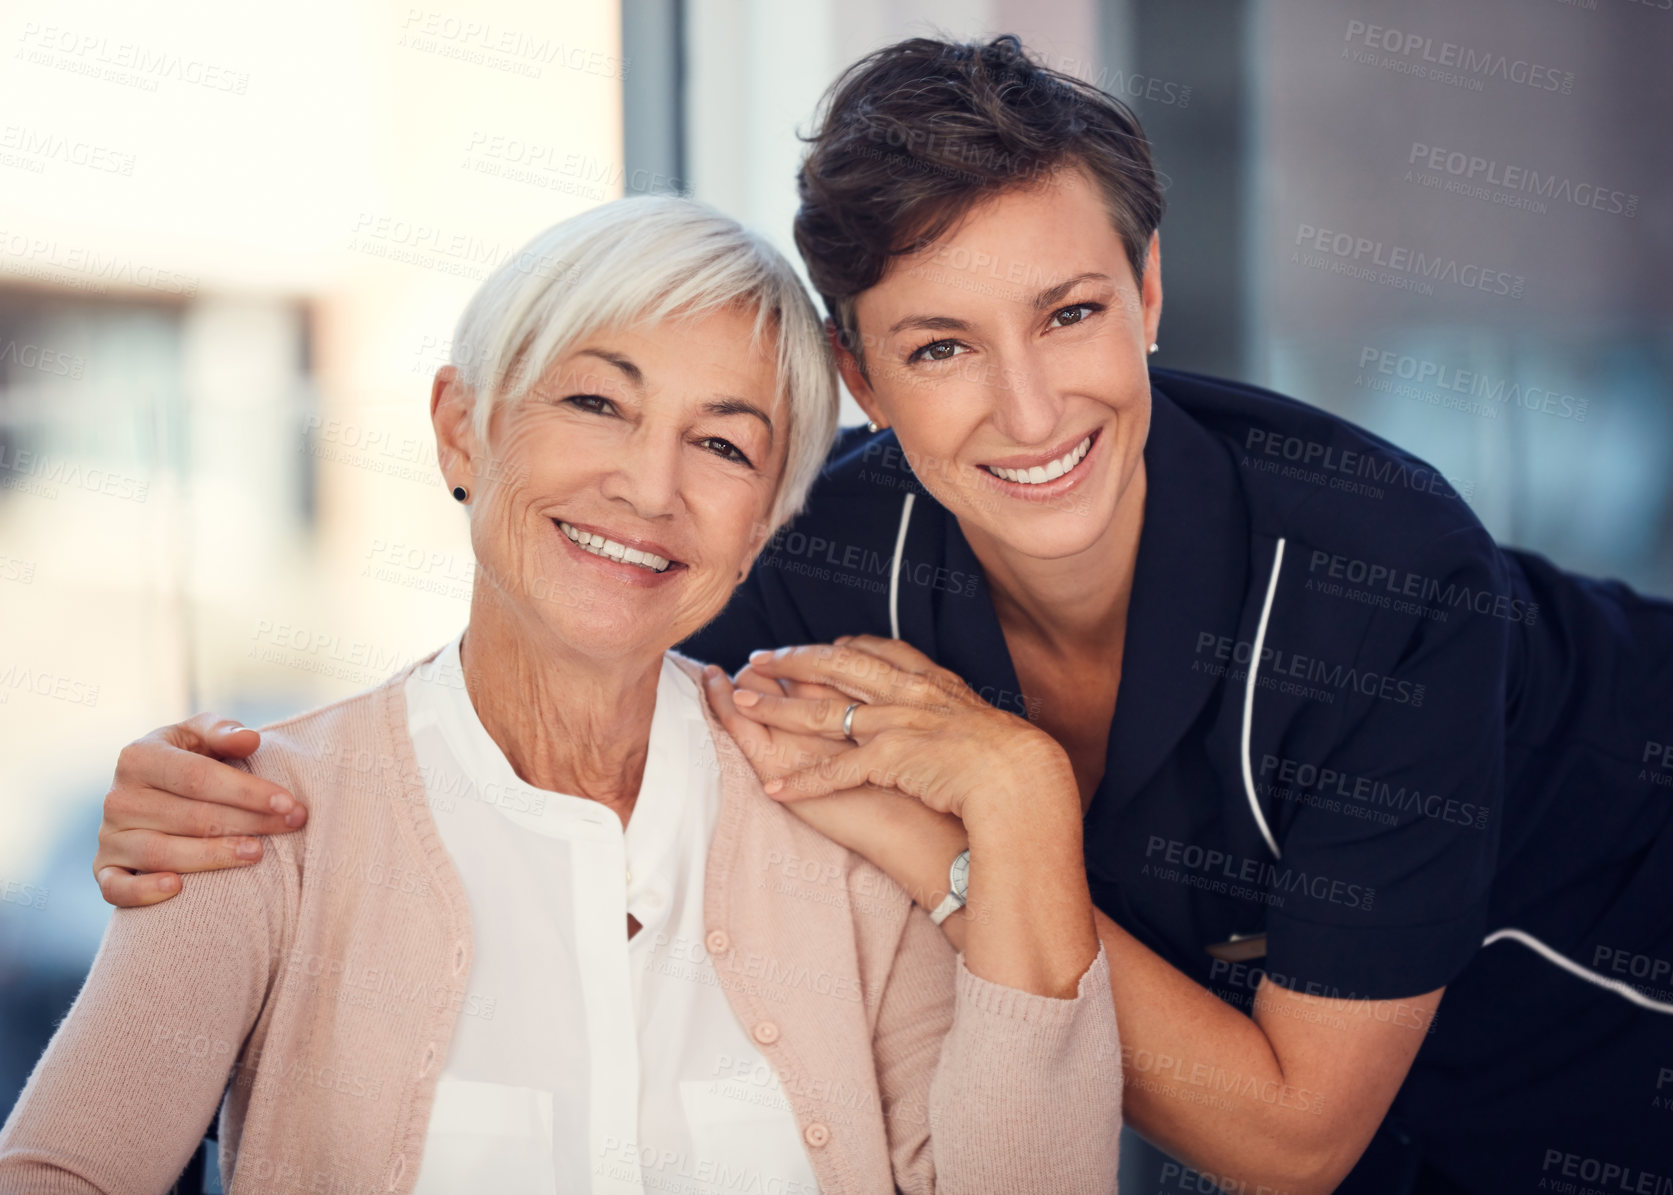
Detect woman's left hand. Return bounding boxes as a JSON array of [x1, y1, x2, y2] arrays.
[[727, 635, 1076, 826]]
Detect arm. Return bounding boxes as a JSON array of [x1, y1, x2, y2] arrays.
[[796, 787, 1439, 1194], [0, 840, 288, 1191], [715, 636, 1449, 1194], [91, 714, 305, 907], [871, 908, 1121, 1195]]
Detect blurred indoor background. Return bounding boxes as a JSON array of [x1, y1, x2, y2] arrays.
[[1, 0, 1668, 1185]]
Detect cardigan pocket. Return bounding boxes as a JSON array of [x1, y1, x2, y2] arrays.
[[678, 1077, 821, 1193], [411, 1076, 557, 1193]]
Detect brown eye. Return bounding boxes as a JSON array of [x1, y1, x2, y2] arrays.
[[909, 339, 966, 364], [1051, 303, 1097, 328]]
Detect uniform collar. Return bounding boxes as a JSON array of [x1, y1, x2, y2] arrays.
[[914, 379, 1250, 810]]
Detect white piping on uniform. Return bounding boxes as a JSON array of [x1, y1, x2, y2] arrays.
[[1241, 537, 1287, 859], [1233, 536, 1667, 1017], [1482, 928, 1673, 1014], [888, 493, 916, 640]]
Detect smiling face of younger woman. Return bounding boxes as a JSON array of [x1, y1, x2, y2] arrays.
[[434, 302, 788, 665], [841, 167, 1162, 562]]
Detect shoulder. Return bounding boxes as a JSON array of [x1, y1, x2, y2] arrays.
[[1156, 367, 1502, 579], [234, 660, 427, 814]]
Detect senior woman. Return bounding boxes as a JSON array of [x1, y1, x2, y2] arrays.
[[0, 196, 1120, 1194]]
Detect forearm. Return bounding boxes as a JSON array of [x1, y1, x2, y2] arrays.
[[0, 863, 280, 1190], [845, 798, 1349, 1191], [960, 792, 1099, 998], [1090, 909, 1344, 1193]]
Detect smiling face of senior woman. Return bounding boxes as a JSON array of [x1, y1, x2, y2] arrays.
[[430, 303, 789, 663]]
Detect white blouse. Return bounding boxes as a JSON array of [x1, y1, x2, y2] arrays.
[[406, 634, 822, 1195]]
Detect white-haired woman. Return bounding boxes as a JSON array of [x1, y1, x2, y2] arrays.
[[0, 197, 1120, 1195]]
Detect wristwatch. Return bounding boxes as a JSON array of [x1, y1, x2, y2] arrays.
[[929, 849, 970, 926]]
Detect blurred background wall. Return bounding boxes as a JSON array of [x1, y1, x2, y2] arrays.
[[2, 0, 1668, 1182]]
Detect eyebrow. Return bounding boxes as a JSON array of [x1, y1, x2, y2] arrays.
[[576, 349, 775, 446], [887, 272, 1114, 337]]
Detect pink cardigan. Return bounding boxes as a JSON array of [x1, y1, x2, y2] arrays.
[[0, 651, 1122, 1193]]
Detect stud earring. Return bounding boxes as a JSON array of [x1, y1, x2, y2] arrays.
[[1148, 342, 1160, 355], [451, 485, 469, 503], [867, 420, 881, 433]]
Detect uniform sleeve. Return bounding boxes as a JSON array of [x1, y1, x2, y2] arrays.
[[875, 910, 1123, 1194], [0, 848, 288, 1193], [1261, 527, 1513, 1000]]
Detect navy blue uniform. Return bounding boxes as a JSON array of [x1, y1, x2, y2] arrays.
[[679, 368, 1673, 1192]]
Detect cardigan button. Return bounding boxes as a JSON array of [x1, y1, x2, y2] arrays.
[[803, 1122, 830, 1148], [705, 929, 731, 956], [386, 1153, 406, 1188], [752, 1020, 779, 1045]]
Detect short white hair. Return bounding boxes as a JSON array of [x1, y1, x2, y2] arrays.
[[450, 195, 838, 529]]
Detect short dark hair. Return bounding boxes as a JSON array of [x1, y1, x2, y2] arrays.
[[794, 34, 1166, 361]]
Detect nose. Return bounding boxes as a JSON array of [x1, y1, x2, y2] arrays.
[[597, 424, 683, 520], [986, 346, 1064, 446]]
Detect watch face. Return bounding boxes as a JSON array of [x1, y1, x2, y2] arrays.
[[950, 849, 970, 900]]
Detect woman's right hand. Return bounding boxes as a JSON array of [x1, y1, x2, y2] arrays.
[[92, 714, 306, 908]]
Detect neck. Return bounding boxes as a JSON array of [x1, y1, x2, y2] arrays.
[[458, 588, 662, 828], [962, 459, 1147, 659]]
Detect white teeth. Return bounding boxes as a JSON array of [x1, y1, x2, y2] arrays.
[[985, 435, 1092, 485], [558, 522, 672, 573]]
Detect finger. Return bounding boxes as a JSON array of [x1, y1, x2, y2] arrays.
[[731, 664, 786, 698], [119, 732, 302, 823], [168, 712, 264, 759], [831, 634, 942, 675], [702, 666, 777, 760], [97, 828, 267, 877], [96, 866, 181, 909], [764, 741, 898, 803], [743, 644, 910, 705], [107, 787, 293, 838], [783, 679, 850, 702], [728, 689, 874, 741], [834, 635, 972, 702]]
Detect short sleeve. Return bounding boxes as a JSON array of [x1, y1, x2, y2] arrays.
[[1261, 527, 1515, 1000]]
